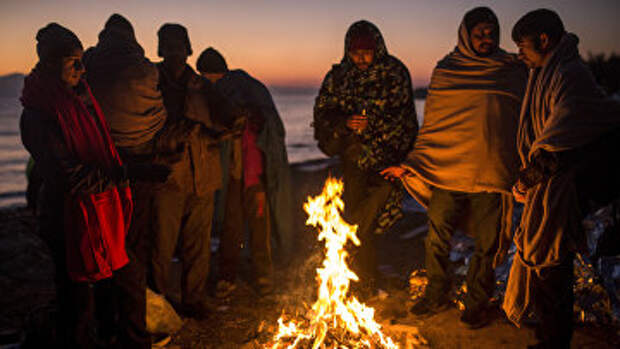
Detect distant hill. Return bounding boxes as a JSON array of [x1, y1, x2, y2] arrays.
[[0, 73, 25, 98]]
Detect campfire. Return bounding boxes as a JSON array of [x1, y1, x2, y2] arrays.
[[266, 177, 398, 348]]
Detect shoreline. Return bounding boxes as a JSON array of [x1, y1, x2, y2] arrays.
[[0, 157, 338, 210]]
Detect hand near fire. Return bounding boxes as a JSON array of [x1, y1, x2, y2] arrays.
[[380, 165, 408, 182], [346, 114, 368, 133]]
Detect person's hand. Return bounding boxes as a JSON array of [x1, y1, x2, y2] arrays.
[[346, 115, 368, 133], [380, 166, 407, 182], [512, 180, 528, 203]]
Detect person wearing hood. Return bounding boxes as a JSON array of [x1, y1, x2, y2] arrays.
[[313, 20, 418, 294], [20, 22, 166, 348], [150, 23, 239, 319], [382, 7, 527, 328], [196, 47, 293, 297], [505, 9, 620, 348]]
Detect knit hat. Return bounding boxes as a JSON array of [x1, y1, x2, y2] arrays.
[[196, 47, 228, 73], [36, 23, 83, 63], [157, 23, 192, 57], [464, 7, 499, 33]]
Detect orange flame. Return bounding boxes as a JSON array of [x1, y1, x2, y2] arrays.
[[267, 177, 397, 348]]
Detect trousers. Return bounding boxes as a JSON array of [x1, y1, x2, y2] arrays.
[[425, 187, 501, 310]]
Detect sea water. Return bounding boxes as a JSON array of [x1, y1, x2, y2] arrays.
[[0, 91, 425, 208]]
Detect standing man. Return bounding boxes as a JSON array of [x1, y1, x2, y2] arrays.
[[382, 7, 526, 328], [196, 47, 293, 297], [84, 14, 172, 347], [150, 23, 232, 318], [505, 9, 620, 348], [314, 20, 418, 294]]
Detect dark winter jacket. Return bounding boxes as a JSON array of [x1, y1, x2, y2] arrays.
[[313, 20, 418, 234], [154, 63, 238, 196], [20, 107, 122, 245], [313, 20, 418, 172]]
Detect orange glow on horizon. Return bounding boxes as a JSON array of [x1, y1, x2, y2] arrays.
[[1, 1, 617, 88]]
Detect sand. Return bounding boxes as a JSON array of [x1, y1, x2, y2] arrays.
[[1, 160, 618, 348]]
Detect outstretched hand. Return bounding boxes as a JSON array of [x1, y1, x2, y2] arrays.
[[380, 166, 408, 182]]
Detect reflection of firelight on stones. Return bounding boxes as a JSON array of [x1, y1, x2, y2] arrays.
[[265, 177, 398, 348]]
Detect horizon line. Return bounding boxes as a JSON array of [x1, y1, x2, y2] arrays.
[[0, 72, 430, 90]]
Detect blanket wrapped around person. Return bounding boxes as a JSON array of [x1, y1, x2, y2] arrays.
[[211, 69, 294, 255], [503, 33, 620, 325], [400, 17, 526, 263], [83, 14, 166, 149]]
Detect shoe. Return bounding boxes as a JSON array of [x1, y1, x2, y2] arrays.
[[459, 307, 491, 329], [409, 297, 450, 317], [216, 280, 237, 298]]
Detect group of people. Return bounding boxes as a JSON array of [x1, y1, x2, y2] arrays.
[[315, 7, 620, 349], [21, 13, 292, 349], [19, 5, 620, 349]]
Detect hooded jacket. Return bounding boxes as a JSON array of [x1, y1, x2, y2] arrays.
[[313, 20, 418, 172], [313, 20, 418, 235]]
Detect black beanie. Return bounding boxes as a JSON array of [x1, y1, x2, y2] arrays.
[[464, 7, 499, 33], [36, 23, 83, 63], [196, 47, 228, 74], [157, 23, 192, 57]]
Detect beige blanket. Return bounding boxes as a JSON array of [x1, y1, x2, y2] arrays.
[[84, 28, 166, 148], [503, 33, 620, 325], [401, 20, 526, 207]]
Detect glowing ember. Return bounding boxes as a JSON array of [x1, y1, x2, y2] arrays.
[[267, 177, 398, 348], [408, 269, 428, 301], [454, 283, 467, 311]]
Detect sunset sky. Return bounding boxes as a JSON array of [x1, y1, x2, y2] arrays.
[[1, 0, 618, 87]]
